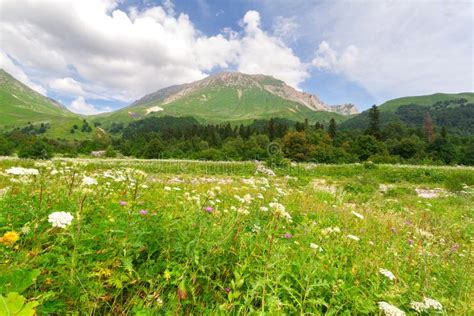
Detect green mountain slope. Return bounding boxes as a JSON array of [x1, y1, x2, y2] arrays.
[[340, 92, 474, 135], [94, 72, 356, 126], [0, 69, 99, 139], [378, 92, 474, 112]]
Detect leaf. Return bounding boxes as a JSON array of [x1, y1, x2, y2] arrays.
[[0, 269, 41, 294], [0, 292, 39, 316]]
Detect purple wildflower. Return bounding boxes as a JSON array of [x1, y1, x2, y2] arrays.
[[204, 206, 214, 213], [283, 233, 292, 239], [224, 287, 230, 293], [450, 243, 459, 253], [139, 209, 148, 216], [119, 201, 127, 206]]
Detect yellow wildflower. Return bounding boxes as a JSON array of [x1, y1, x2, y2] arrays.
[[163, 270, 171, 281], [0, 231, 20, 246]]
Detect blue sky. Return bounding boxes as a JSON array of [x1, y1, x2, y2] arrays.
[[0, 0, 472, 114]]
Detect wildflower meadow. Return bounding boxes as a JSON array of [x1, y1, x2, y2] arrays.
[[0, 158, 472, 315]]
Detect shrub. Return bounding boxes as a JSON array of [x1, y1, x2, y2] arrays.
[[18, 140, 52, 159]]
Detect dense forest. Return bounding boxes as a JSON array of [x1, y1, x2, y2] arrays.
[[0, 104, 473, 165]]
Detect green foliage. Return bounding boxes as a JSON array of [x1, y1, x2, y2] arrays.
[[0, 136, 13, 156], [17, 140, 52, 159], [105, 145, 117, 158], [0, 159, 472, 314], [365, 105, 381, 139], [0, 292, 39, 316], [0, 269, 40, 294]]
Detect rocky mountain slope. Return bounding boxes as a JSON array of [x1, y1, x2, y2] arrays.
[[96, 72, 358, 125]]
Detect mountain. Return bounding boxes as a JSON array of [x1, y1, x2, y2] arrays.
[[94, 72, 358, 126], [340, 92, 474, 135], [0, 69, 100, 139]]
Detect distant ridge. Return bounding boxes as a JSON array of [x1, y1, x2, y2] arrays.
[[95, 71, 358, 125]]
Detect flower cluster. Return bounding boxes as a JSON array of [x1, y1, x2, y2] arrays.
[[378, 302, 405, 316], [6, 167, 39, 176], [0, 231, 19, 246], [410, 297, 443, 313], [379, 268, 396, 281], [269, 202, 292, 222], [48, 212, 74, 228]]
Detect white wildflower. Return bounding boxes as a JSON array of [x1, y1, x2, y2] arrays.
[[423, 297, 442, 310], [243, 193, 253, 204], [269, 202, 292, 222], [379, 268, 396, 281], [310, 243, 323, 252], [410, 297, 443, 313], [82, 176, 97, 186], [21, 225, 31, 234], [6, 167, 39, 176], [378, 302, 405, 316], [347, 234, 360, 241], [48, 211, 74, 228], [164, 186, 171, 191], [252, 224, 261, 233], [321, 226, 341, 235], [260, 206, 269, 212], [351, 211, 364, 219]]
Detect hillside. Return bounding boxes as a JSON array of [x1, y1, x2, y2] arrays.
[[340, 92, 474, 135], [94, 72, 358, 126], [0, 69, 102, 139]]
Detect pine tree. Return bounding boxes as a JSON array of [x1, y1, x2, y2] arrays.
[[328, 118, 337, 140], [441, 126, 447, 138], [366, 105, 381, 139], [268, 119, 275, 141]]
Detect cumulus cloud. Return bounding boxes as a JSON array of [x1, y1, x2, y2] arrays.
[[0, 0, 308, 109], [305, 1, 473, 101], [48, 77, 85, 97], [237, 11, 308, 88], [312, 41, 358, 73], [69, 97, 112, 115]]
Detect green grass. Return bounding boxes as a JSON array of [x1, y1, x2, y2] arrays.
[[379, 92, 474, 112], [0, 158, 472, 314], [0, 69, 101, 140]]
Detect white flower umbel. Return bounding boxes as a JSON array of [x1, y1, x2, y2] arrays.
[[269, 202, 292, 222], [423, 297, 442, 310], [48, 211, 74, 228], [6, 167, 39, 176], [379, 268, 396, 281], [410, 297, 443, 313], [310, 243, 323, 252], [82, 176, 97, 186], [378, 302, 406, 316], [347, 234, 360, 241]]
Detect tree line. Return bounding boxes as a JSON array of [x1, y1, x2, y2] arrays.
[[0, 105, 472, 165]]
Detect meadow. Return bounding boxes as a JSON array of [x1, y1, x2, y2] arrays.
[[0, 158, 472, 315]]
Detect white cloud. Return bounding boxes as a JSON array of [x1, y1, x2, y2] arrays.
[[0, 52, 47, 94], [272, 16, 300, 43], [305, 1, 474, 101], [312, 41, 358, 73], [68, 97, 112, 115], [0, 0, 308, 107], [48, 77, 85, 96], [237, 11, 308, 88]]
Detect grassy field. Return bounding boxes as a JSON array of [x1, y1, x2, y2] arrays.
[[0, 158, 472, 315]]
